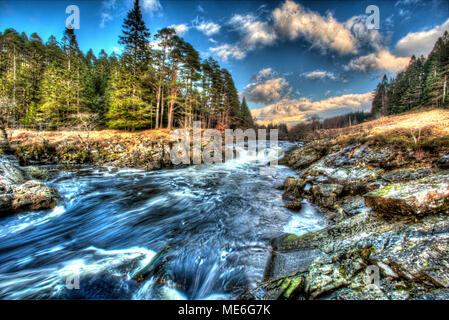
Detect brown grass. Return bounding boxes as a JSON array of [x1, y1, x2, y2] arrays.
[[9, 128, 171, 145], [315, 109, 449, 144]]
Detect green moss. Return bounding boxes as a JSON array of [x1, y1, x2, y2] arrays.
[[283, 277, 303, 298], [339, 264, 347, 278], [281, 231, 319, 249], [421, 135, 449, 151], [358, 246, 375, 262]]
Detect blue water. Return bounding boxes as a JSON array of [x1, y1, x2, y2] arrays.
[[0, 142, 324, 299]]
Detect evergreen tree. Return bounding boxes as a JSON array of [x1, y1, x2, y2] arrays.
[[240, 97, 254, 128], [107, 0, 153, 130]]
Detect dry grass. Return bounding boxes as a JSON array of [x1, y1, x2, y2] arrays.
[[9, 128, 171, 145], [316, 109, 449, 142]]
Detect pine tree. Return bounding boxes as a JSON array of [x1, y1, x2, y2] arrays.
[[240, 97, 254, 128], [107, 0, 153, 130]]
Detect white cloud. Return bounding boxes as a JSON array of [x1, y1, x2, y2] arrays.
[[251, 92, 373, 126], [196, 21, 221, 36], [301, 70, 337, 80], [210, 44, 246, 61], [210, 0, 380, 61], [142, 0, 162, 13], [273, 0, 358, 54], [344, 15, 385, 51], [243, 78, 289, 105], [252, 68, 275, 81], [100, 13, 113, 28], [210, 14, 277, 61], [99, 0, 117, 28], [395, 18, 449, 57], [345, 49, 410, 73], [169, 24, 189, 36], [229, 14, 277, 49]]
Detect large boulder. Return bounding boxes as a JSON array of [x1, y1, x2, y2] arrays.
[[280, 141, 330, 170], [10, 180, 59, 212], [0, 155, 60, 216], [364, 179, 449, 218], [280, 177, 306, 201]]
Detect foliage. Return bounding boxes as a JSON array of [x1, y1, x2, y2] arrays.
[[0, 0, 251, 131]]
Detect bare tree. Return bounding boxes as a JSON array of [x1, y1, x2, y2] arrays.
[[74, 112, 99, 158], [306, 113, 321, 132]]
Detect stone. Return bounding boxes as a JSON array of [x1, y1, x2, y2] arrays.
[[436, 155, 449, 169], [0, 155, 60, 216], [364, 181, 449, 217], [284, 199, 302, 211], [310, 183, 344, 209]]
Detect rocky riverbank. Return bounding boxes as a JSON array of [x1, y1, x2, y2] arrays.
[[9, 129, 175, 171], [1, 128, 229, 216], [242, 110, 449, 300]]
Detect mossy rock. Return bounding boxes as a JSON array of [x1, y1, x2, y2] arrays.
[[285, 199, 303, 211], [279, 231, 319, 251], [24, 166, 51, 181]]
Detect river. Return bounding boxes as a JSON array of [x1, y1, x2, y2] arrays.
[[0, 141, 325, 299]]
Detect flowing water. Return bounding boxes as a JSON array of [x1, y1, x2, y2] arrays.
[[0, 141, 325, 300]]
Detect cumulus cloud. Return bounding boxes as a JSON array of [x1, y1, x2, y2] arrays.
[[212, 14, 278, 60], [169, 24, 189, 36], [229, 14, 277, 49], [345, 49, 410, 73], [273, 0, 358, 54], [243, 78, 289, 105], [196, 21, 221, 36], [251, 92, 373, 126], [395, 18, 449, 57], [210, 0, 385, 61], [344, 15, 385, 51], [210, 44, 246, 60], [252, 68, 275, 81], [301, 70, 337, 80]]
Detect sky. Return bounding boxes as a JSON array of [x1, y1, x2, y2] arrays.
[[1, 0, 448, 125]]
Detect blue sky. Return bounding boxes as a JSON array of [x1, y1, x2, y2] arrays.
[[1, 0, 448, 124]]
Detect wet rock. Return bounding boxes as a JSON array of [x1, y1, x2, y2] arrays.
[[280, 141, 329, 170], [309, 184, 344, 209], [340, 196, 370, 217], [305, 262, 348, 299], [284, 199, 302, 211], [0, 155, 60, 215], [281, 177, 305, 201], [436, 155, 449, 169]]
